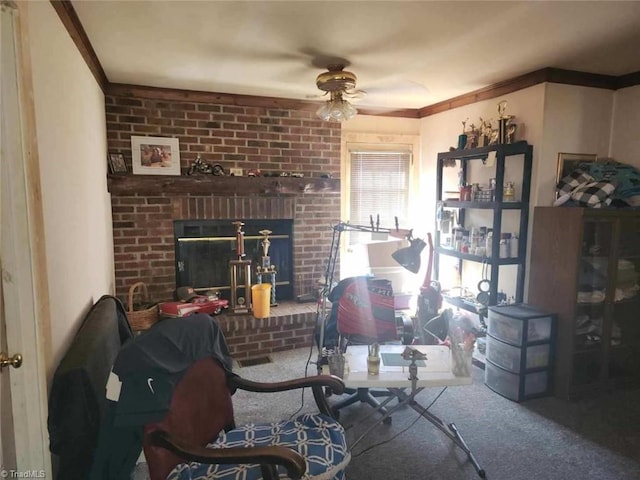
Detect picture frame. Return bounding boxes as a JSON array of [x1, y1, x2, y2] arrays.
[[131, 136, 181, 175], [108, 153, 127, 174], [555, 152, 598, 186]]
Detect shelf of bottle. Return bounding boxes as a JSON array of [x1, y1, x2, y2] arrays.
[[436, 247, 521, 264], [439, 200, 524, 210], [442, 294, 486, 315]]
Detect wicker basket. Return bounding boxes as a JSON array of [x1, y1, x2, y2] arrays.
[[127, 282, 159, 331]]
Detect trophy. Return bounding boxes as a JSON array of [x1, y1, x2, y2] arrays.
[[259, 229, 272, 268], [229, 221, 252, 313], [497, 100, 515, 144], [256, 229, 278, 306]]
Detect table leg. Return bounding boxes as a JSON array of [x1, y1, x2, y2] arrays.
[[390, 388, 486, 478]]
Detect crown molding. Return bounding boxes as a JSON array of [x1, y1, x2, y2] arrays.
[[418, 68, 625, 117], [107, 83, 323, 112], [50, 0, 108, 90], [617, 70, 640, 89]]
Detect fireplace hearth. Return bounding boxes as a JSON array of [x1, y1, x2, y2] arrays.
[[174, 219, 294, 302]]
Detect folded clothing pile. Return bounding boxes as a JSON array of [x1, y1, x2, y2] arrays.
[[555, 161, 640, 208]]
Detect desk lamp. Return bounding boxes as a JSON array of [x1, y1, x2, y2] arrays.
[[391, 236, 426, 274]]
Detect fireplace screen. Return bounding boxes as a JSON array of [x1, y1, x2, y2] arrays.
[[174, 219, 293, 301]]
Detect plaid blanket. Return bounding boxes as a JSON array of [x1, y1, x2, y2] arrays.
[[556, 169, 615, 208]]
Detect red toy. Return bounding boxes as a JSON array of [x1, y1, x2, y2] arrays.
[[160, 295, 229, 318]]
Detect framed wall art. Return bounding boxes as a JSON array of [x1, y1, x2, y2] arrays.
[[108, 152, 127, 174], [131, 136, 181, 175], [556, 152, 598, 186]]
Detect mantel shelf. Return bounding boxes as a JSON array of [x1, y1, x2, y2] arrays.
[[107, 174, 340, 196]]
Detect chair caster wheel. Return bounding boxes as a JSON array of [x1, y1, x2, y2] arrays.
[[383, 416, 392, 425]]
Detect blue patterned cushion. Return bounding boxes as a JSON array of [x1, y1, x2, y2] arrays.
[[167, 413, 350, 480]]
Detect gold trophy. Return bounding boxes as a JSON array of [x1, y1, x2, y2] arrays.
[[229, 221, 252, 313], [257, 229, 277, 306], [497, 100, 515, 144]]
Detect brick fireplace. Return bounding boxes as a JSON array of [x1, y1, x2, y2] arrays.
[[106, 85, 342, 357]]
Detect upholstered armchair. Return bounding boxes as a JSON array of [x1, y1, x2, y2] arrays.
[[143, 356, 350, 480]]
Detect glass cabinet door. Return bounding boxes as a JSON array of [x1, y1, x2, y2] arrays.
[[572, 219, 612, 387], [608, 218, 640, 384]]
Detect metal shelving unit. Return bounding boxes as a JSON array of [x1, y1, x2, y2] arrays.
[[434, 141, 533, 315]]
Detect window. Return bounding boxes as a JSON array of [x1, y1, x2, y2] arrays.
[[348, 150, 412, 240]]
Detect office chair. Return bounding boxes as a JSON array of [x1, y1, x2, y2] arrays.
[[325, 276, 413, 416]]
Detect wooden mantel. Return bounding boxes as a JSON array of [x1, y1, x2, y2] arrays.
[[107, 174, 340, 196]]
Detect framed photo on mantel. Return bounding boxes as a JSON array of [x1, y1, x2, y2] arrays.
[[131, 136, 181, 175]]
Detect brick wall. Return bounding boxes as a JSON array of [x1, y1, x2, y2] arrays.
[[105, 94, 340, 177], [106, 90, 341, 356], [110, 193, 340, 302]]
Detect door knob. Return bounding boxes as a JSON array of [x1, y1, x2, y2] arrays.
[[0, 352, 22, 370]]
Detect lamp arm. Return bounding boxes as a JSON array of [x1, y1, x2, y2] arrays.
[[333, 221, 412, 240]]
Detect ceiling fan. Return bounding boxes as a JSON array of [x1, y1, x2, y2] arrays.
[[314, 64, 363, 121]]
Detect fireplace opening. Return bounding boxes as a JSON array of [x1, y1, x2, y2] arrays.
[[174, 219, 294, 301]]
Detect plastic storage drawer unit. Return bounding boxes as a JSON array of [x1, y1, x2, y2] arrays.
[[485, 360, 550, 402], [485, 303, 556, 402], [488, 304, 553, 346], [486, 336, 551, 373]]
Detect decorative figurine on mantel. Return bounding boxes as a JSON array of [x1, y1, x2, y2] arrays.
[[256, 229, 278, 306], [187, 154, 225, 176]]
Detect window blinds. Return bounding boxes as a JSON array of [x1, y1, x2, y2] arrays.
[[349, 150, 411, 232]]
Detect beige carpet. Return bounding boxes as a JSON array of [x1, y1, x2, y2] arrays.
[[232, 346, 640, 480]]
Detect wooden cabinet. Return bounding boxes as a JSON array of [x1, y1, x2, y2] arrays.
[[528, 207, 640, 399]]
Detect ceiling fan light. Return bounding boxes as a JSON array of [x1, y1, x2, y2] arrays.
[[342, 99, 358, 120], [316, 103, 333, 121], [316, 92, 358, 122]]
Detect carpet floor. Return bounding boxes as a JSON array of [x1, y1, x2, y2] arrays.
[[230, 346, 640, 480]]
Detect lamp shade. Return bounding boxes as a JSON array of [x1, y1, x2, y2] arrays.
[[392, 238, 426, 274]]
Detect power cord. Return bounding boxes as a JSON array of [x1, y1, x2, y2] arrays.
[[288, 336, 321, 421], [351, 387, 448, 458]]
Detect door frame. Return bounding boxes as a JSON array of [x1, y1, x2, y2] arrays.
[[1, 1, 52, 474]]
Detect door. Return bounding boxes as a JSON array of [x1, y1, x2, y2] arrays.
[[1, 1, 51, 475]]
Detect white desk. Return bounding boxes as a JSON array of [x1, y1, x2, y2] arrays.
[[342, 344, 472, 388], [335, 344, 484, 478]]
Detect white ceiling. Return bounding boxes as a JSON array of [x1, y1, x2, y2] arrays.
[[72, 1, 640, 110]]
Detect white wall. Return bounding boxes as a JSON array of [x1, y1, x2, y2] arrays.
[[27, 2, 114, 378], [610, 84, 640, 166], [343, 115, 420, 135], [538, 83, 614, 207]]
